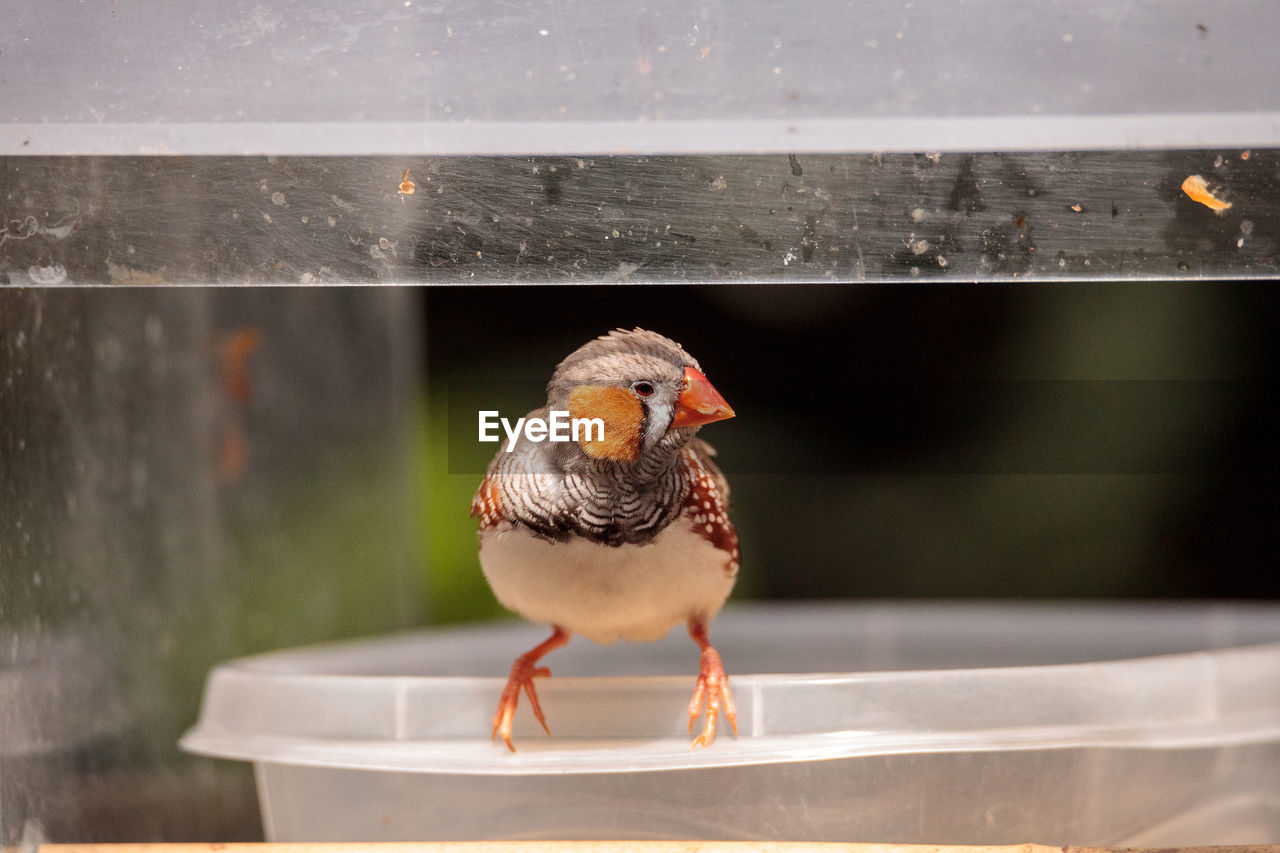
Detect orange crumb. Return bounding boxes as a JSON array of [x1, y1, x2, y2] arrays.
[[1241, 150, 1251, 160], [1181, 174, 1231, 213], [1070, 204, 1082, 212], [398, 168, 416, 196]]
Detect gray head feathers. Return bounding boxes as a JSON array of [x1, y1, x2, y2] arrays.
[[548, 328, 699, 396]]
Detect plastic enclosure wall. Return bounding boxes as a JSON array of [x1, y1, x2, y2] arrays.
[[4, 0, 1279, 155], [3, 0, 1280, 285], [0, 289, 423, 842], [3, 153, 1279, 285]]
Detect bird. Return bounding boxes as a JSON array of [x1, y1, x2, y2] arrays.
[[471, 328, 740, 752]]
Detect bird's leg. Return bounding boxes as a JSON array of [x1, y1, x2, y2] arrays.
[[492, 625, 570, 752], [687, 618, 738, 748]]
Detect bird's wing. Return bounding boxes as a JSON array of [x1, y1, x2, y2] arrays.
[[471, 408, 573, 540], [686, 436, 730, 505], [679, 437, 740, 577]]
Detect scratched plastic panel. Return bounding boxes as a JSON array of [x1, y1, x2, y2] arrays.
[[2, 153, 1277, 285], [4, 0, 1279, 154], [0, 288, 422, 842]]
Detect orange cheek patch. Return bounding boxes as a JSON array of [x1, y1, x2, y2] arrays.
[[568, 386, 643, 462]]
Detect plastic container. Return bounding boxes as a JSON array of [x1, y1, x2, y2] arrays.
[[181, 602, 1280, 844]]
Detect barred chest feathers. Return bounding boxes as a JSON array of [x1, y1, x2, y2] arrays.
[[476, 445, 740, 644]]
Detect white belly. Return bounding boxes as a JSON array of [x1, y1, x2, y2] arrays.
[[478, 517, 737, 644]]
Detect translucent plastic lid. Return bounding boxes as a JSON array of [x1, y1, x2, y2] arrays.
[[8, 1, 1280, 154], [180, 602, 1280, 775]]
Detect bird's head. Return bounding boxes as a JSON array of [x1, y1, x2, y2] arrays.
[[546, 328, 734, 466]]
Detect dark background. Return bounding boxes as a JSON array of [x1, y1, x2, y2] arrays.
[[424, 282, 1280, 605]]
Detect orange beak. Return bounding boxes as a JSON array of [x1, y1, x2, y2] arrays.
[[670, 367, 735, 428]]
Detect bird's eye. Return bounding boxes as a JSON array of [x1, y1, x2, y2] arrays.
[[632, 381, 655, 398]]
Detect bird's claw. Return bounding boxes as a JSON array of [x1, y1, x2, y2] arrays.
[[492, 660, 553, 752], [688, 644, 737, 748]]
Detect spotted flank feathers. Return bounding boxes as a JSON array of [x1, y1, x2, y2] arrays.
[[680, 441, 739, 578], [471, 480, 503, 533]]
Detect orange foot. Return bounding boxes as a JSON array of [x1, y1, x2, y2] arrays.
[[492, 626, 569, 752], [687, 620, 738, 748]]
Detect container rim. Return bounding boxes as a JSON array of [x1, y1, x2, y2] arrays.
[[180, 601, 1280, 775]]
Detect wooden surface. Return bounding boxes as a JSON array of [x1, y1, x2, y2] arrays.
[[15, 843, 1280, 853]]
